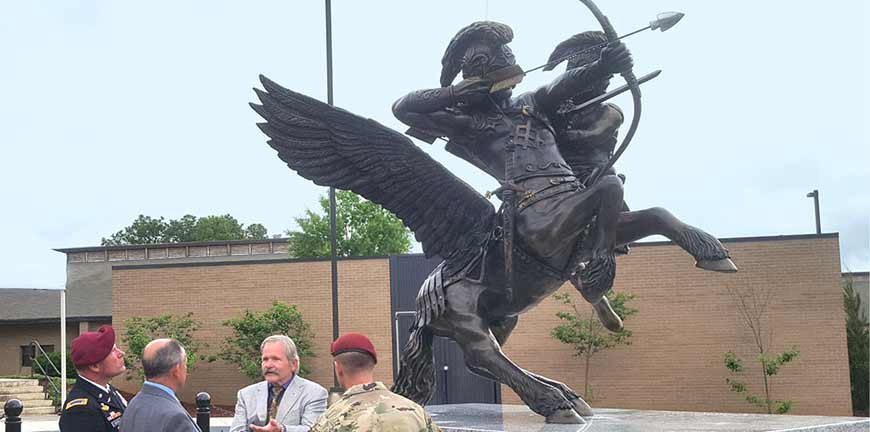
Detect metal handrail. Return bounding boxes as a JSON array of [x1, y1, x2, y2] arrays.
[[29, 340, 61, 398], [29, 340, 62, 377]]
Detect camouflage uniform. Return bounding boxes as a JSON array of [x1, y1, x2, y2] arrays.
[[310, 382, 441, 432]]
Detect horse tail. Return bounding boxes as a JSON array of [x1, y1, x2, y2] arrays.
[[391, 324, 436, 405]]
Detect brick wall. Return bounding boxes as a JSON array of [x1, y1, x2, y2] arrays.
[[335, 259, 394, 387], [499, 236, 852, 416], [111, 257, 392, 406], [105, 235, 852, 415]]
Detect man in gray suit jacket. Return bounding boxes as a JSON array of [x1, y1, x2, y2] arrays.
[[231, 335, 327, 432], [121, 338, 200, 432]]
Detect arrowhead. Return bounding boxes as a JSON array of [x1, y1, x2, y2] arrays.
[[650, 11, 685, 32]]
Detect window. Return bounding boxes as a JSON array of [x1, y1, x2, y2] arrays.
[[20, 346, 33, 367], [21, 344, 54, 368]]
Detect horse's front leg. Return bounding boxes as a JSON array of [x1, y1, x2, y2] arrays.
[[616, 207, 737, 272]]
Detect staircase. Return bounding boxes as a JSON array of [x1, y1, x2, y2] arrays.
[[0, 378, 56, 416]]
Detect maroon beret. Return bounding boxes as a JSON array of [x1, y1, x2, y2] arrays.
[[331, 333, 377, 364], [71, 325, 116, 368]]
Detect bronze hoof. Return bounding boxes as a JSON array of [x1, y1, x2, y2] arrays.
[[696, 258, 738, 273], [594, 297, 624, 332], [546, 407, 586, 424], [571, 397, 594, 417]]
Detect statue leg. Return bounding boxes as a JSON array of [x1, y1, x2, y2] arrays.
[[566, 176, 625, 304], [488, 316, 588, 409], [520, 176, 626, 332], [615, 207, 737, 272], [438, 288, 587, 423]]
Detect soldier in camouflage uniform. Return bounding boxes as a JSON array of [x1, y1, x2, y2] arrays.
[[310, 333, 441, 432]]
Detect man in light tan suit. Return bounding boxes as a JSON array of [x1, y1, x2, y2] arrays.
[[230, 335, 327, 432]]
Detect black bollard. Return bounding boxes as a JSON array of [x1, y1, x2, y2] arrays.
[[195, 392, 210, 432], [3, 399, 22, 432]]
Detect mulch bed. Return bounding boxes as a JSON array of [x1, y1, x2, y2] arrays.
[[118, 390, 235, 417]]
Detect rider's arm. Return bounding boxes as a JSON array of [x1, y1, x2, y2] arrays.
[[533, 62, 611, 114], [392, 87, 472, 138], [535, 42, 632, 113]]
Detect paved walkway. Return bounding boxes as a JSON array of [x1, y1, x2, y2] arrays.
[[9, 408, 870, 432], [5, 415, 234, 432]]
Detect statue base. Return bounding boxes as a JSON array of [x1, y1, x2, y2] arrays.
[[425, 404, 869, 432]]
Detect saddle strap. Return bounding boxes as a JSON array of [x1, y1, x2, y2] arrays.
[[517, 177, 582, 211]]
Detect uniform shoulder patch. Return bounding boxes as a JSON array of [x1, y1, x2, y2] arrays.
[[65, 398, 88, 410]]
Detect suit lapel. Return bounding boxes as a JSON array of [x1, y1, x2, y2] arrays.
[[277, 376, 301, 423], [257, 381, 269, 421]]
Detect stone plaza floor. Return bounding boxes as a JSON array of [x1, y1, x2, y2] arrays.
[[9, 406, 869, 432], [426, 404, 870, 432]]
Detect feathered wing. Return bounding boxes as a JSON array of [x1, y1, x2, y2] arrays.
[[250, 75, 495, 260]]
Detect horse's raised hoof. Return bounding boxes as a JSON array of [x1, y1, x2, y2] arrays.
[[546, 407, 586, 424], [696, 258, 738, 273], [594, 297, 624, 332]]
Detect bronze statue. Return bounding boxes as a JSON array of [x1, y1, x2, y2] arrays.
[[251, 10, 736, 425]]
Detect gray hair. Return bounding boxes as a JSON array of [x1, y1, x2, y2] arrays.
[[142, 339, 185, 379], [260, 335, 299, 362]]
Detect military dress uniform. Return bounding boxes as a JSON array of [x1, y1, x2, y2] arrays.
[[58, 325, 126, 432], [59, 377, 127, 432], [310, 382, 441, 432]]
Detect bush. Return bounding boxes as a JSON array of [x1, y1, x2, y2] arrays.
[[121, 313, 215, 380], [44, 377, 76, 409], [32, 350, 75, 379], [220, 302, 315, 380]]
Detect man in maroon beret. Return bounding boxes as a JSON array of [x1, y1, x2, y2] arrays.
[[310, 333, 442, 432], [59, 325, 128, 432]]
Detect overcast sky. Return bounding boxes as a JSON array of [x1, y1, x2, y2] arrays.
[[1, 1, 867, 289]]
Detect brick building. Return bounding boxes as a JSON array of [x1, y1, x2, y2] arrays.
[[0, 288, 110, 377], [0, 234, 855, 416]]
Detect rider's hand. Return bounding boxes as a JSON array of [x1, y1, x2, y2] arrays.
[[451, 78, 492, 105], [599, 41, 633, 75]]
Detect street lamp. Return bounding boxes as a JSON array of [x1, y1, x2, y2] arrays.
[[806, 189, 821, 235]]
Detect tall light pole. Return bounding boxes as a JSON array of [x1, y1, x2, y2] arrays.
[[806, 189, 821, 235], [325, 0, 340, 390]]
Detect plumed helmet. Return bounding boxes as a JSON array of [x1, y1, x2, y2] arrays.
[[440, 21, 514, 87]]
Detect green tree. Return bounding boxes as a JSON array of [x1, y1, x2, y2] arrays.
[[102, 215, 168, 246], [723, 284, 800, 414], [165, 214, 198, 242], [102, 214, 268, 245], [245, 223, 268, 240], [287, 190, 412, 258], [219, 302, 316, 380], [551, 291, 637, 399], [843, 275, 869, 414], [120, 313, 214, 380]]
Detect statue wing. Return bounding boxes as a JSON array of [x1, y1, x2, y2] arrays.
[[251, 75, 495, 260]]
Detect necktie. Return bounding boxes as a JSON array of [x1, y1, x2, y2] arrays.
[[268, 385, 284, 421]]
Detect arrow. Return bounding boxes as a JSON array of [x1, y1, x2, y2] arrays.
[[561, 69, 661, 115], [490, 11, 684, 92]]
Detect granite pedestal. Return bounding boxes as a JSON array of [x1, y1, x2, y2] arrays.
[[425, 404, 869, 432]]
